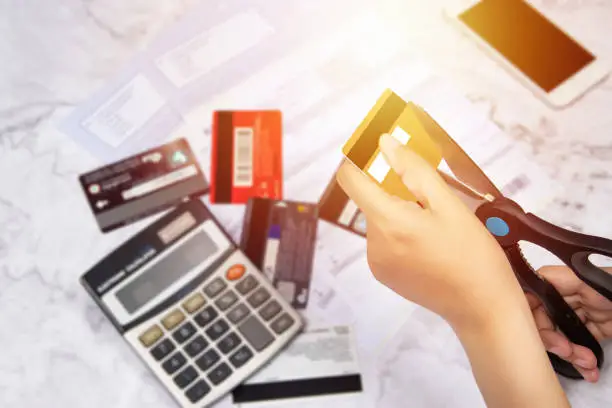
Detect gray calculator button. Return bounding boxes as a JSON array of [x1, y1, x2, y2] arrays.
[[162, 351, 186, 375], [271, 313, 295, 335], [172, 322, 196, 344], [215, 290, 238, 311], [247, 287, 271, 308], [195, 349, 220, 372], [185, 335, 208, 358], [173, 366, 198, 389], [194, 306, 218, 328], [235, 275, 258, 295], [218, 332, 241, 355], [230, 345, 254, 368], [207, 362, 233, 386], [227, 303, 250, 324], [185, 379, 211, 403], [238, 315, 274, 351], [259, 300, 282, 321], [151, 338, 175, 361], [204, 278, 227, 298], [205, 318, 229, 341]]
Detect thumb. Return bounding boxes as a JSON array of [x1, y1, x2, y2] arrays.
[[379, 133, 453, 210], [537, 266, 583, 297]]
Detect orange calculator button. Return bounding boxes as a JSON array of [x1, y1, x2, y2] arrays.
[[226, 264, 246, 281]]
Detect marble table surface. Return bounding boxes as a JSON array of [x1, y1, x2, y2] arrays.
[[1, 0, 611, 407]]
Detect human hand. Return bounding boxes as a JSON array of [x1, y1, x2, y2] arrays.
[[528, 265, 612, 383], [336, 133, 529, 330]]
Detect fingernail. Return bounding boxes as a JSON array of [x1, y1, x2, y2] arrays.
[[379, 133, 401, 156], [549, 346, 569, 358], [582, 370, 598, 383]]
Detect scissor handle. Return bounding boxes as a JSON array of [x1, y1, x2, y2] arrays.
[[476, 198, 612, 301], [505, 245, 604, 379]]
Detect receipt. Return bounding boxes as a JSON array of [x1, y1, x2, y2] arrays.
[[81, 75, 165, 148], [155, 11, 274, 88], [232, 325, 363, 408]]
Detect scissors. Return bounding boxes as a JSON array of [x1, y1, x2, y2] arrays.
[[410, 103, 612, 379]]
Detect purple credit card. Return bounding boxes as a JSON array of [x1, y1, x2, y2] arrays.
[[241, 198, 318, 309]]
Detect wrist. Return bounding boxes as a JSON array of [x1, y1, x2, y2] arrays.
[[447, 284, 529, 340]]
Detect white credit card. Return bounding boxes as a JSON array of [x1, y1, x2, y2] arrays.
[[231, 325, 363, 407]]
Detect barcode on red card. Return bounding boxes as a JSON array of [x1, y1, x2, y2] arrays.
[[233, 127, 254, 187]]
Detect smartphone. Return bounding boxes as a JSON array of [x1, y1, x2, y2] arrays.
[[445, 0, 610, 108]]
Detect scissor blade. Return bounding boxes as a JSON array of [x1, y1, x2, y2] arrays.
[[437, 170, 495, 202], [436, 170, 492, 212], [409, 103, 504, 201]]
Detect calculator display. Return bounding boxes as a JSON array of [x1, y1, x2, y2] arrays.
[[116, 229, 218, 313]]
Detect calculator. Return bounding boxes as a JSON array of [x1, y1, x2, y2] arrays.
[[81, 200, 304, 407]]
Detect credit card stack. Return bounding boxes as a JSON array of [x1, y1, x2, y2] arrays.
[[77, 91, 442, 407]]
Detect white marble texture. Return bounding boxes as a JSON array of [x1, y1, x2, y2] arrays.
[[1, 0, 612, 407]]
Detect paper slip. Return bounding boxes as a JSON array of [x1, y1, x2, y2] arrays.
[[232, 325, 364, 408]]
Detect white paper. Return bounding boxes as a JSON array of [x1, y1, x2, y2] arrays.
[[182, 11, 400, 126], [155, 11, 274, 88], [236, 325, 362, 408], [81, 75, 165, 148]]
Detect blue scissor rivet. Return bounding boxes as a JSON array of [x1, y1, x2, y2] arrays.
[[486, 217, 510, 237]]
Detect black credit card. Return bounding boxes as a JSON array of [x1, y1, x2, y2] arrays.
[[79, 138, 209, 233], [318, 164, 366, 237], [241, 198, 318, 309]]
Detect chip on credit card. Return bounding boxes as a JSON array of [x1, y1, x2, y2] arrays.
[[319, 164, 366, 237], [342, 89, 443, 202], [240, 198, 318, 309], [211, 110, 283, 204], [79, 138, 209, 233]]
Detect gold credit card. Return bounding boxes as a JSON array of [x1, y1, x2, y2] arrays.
[[342, 89, 442, 202]]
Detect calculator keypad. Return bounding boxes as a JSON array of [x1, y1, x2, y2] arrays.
[[133, 262, 300, 407]]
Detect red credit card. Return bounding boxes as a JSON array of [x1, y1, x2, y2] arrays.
[[211, 110, 283, 203]]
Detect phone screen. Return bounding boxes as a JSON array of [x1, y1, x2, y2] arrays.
[[459, 0, 595, 93]]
